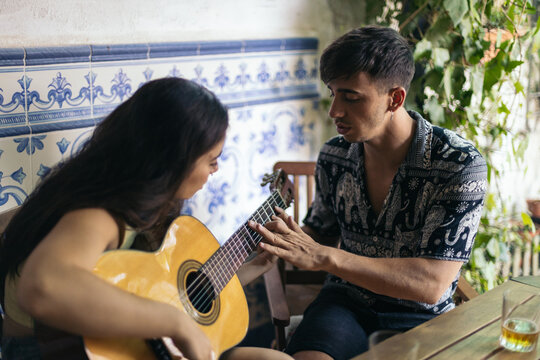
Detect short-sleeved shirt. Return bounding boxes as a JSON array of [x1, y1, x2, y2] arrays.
[[304, 111, 487, 314]]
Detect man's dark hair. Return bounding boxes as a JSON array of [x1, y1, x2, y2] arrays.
[[320, 25, 414, 92]]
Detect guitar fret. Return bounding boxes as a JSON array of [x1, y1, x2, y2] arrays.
[[203, 187, 290, 293]]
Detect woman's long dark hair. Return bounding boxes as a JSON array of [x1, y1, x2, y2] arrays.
[[0, 77, 229, 278]]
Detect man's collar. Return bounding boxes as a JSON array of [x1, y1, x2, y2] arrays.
[[404, 110, 432, 169]]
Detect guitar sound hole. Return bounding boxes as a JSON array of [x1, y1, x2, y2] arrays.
[[185, 271, 216, 314]]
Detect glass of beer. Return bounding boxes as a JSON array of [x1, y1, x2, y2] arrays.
[[500, 288, 540, 352]]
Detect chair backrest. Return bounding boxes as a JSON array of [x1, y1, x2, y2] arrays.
[[273, 161, 316, 224]]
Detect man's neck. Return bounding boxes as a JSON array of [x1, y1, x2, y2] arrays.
[[364, 108, 416, 169]]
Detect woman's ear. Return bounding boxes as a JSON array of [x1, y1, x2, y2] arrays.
[[388, 87, 406, 111]]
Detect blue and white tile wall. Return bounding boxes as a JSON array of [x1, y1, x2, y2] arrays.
[[0, 38, 322, 243]]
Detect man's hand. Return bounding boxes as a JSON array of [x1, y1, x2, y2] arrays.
[[249, 207, 329, 271]]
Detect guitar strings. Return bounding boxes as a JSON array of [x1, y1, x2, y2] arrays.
[[184, 197, 277, 311], [185, 192, 282, 311], [184, 191, 286, 312]]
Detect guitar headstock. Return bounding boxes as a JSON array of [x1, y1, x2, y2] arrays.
[[261, 169, 294, 209]]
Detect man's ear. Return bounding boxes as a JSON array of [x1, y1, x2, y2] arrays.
[[388, 87, 406, 111]]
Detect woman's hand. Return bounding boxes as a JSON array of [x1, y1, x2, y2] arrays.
[[236, 243, 278, 286], [248, 207, 328, 271], [171, 312, 215, 360]]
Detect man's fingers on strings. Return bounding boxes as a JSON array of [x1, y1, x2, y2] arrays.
[[259, 241, 283, 256], [249, 220, 281, 240], [285, 214, 301, 231], [274, 206, 292, 222], [274, 206, 286, 215], [266, 217, 292, 235]]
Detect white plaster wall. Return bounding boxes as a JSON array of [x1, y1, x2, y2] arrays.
[[0, 0, 335, 46]]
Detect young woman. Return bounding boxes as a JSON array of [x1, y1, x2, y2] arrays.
[[0, 78, 291, 360]]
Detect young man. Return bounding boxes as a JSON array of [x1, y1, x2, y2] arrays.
[[250, 26, 487, 360]]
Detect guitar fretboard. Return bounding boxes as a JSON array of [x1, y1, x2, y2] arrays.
[[201, 190, 287, 293]]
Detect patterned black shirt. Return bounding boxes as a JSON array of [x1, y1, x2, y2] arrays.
[[304, 111, 487, 314]]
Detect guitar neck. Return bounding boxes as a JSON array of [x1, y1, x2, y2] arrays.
[[201, 190, 287, 293]]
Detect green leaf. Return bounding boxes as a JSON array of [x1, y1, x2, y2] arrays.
[[475, 231, 492, 245], [497, 102, 510, 115], [464, 37, 486, 65], [365, 1, 386, 21], [459, 89, 473, 107], [484, 62, 503, 92], [458, 16, 472, 40], [432, 48, 450, 68], [534, 17, 540, 36], [521, 212, 536, 233], [514, 80, 524, 94], [424, 69, 444, 90], [485, 193, 496, 211], [481, 262, 497, 290], [444, 0, 469, 26], [507, 60, 524, 71], [470, 66, 484, 100], [443, 65, 454, 100], [425, 15, 455, 48], [486, 237, 500, 258], [499, 241, 510, 263], [424, 97, 445, 125], [515, 136, 529, 160], [451, 66, 466, 94], [414, 39, 432, 61], [466, 107, 477, 125], [504, 9, 516, 33], [468, 0, 481, 22], [472, 247, 487, 268]]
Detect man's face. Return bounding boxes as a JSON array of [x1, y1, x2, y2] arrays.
[[326, 72, 392, 143]]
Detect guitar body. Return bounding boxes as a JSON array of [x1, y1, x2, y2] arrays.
[[84, 216, 249, 360]]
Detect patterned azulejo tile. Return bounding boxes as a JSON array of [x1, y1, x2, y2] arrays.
[[25, 46, 92, 128], [0, 48, 27, 132], [0, 135, 33, 208], [90, 60, 150, 119], [30, 126, 94, 189]]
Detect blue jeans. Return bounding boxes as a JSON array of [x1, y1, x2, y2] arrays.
[[285, 287, 436, 360]]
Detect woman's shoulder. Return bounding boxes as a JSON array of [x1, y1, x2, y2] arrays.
[[62, 208, 117, 223], [59, 208, 122, 247]]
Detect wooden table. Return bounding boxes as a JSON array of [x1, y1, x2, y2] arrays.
[[353, 277, 540, 360]]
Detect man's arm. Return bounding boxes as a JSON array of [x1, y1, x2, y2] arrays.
[[321, 248, 462, 304], [252, 208, 462, 304]]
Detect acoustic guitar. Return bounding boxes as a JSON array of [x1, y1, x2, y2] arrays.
[[84, 170, 293, 359]]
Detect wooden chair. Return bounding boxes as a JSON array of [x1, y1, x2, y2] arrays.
[[263, 161, 327, 350], [263, 161, 478, 351]]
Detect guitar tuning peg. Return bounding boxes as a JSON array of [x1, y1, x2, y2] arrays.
[[261, 172, 275, 186]]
